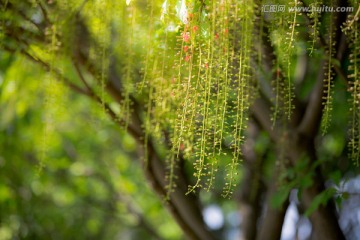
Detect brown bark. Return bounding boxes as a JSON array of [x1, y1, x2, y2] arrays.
[[289, 133, 345, 240], [256, 164, 289, 240], [144, 141, 216, 240], [238, 123, 264, 240], [257, 200, 288, 240], [302, 181, 345, 240], [238, 167, 263, 240], [252, 93, 346, 240]]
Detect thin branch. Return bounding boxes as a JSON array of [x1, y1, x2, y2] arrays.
[[251, 97, 279, 142], [318, 32, 350, 88], [1, 0, 9, 10], [77, 0, 89, 13], [73, 60, 94, 92], [92, 172, 165, 240], [3, 41, 143, 140], [36, 0, 50, 25], [297, 60, 326, 138], [343, 3, 360, 31], [6, 2, 44, 32], [297, 0, 349, 138], [21, 47, 90, 96], [300, 0, 350, 88], [71, 59, 143, 139]]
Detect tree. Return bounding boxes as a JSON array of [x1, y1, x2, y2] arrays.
[[0, 0, 359, 239]]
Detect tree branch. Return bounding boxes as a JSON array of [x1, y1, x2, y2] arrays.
[[298, 0, 349, 138], [251, 97, 279, 142], [144, 141, 216, 240], [297, 60, 326, 138], [257, 164, 289, 240]]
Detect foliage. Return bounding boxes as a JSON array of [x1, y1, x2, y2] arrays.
[[1, 0, 360, 239], [0, 54, 181, 239]]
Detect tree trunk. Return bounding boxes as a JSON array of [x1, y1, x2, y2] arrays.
[[256, 189, 288, 240], [144, 142, 217, 240], [239, 122, 264, 240], [257, 164, 288, 240], [290, 134, 345, 240], [301, 176, 345, 240]]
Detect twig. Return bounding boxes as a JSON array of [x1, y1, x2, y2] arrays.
[[297, 60, 325, 138], [251, 97, 279, 142], [297, 0, 350, 138], [343, 4, 360, 32], [36, 0, 50, 25], [73, 60, 93, 92], [5, 2, 44, 32]]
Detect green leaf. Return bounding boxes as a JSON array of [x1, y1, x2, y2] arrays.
[[335, 196, 343, 208], [271, 188, 290, 209], [300, 175, 313, 188], [0, 185, 12, 202], [304, 188, 337, 217], [329, 170, 342, 185]]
